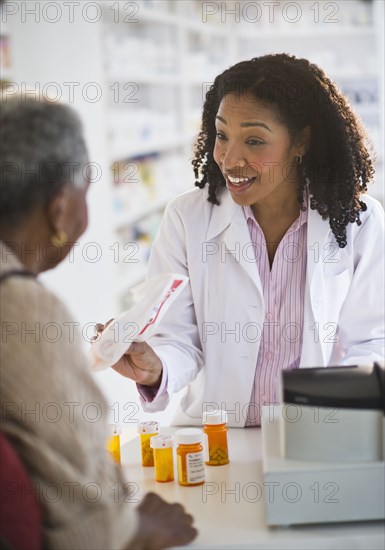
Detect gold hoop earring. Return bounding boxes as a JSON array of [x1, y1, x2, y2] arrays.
[[51, 231, 68, 248]]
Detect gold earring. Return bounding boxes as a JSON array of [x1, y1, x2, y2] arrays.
[[51, 231, 68, 248]]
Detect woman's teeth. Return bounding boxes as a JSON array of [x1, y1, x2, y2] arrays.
[[227, 175, 255, 186]]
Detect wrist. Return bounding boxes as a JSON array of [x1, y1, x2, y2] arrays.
[[147, 367, 163, 389]]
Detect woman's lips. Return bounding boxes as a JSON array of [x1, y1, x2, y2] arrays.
[[225, 175, 256, 194]]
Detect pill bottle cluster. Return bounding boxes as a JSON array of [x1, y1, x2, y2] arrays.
[[137, 411, 229, 487], [106, 411, 230, 486]]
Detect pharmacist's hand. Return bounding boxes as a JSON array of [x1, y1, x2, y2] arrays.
[[128, 492, 197, 550], [91, 319, 114, 341], [111, 341, 163, 388]]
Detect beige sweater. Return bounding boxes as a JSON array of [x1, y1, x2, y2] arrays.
[[0, 242, 139, 549]]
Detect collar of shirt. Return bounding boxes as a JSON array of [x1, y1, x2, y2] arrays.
[[242, 201, 308, 234]]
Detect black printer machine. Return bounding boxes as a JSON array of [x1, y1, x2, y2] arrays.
[[281, 362, 384, 462]]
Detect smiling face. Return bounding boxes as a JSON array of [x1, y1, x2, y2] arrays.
[[213, 93, 308, 209]]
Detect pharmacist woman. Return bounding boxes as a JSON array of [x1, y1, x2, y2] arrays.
[[112, 53, 385, 427]]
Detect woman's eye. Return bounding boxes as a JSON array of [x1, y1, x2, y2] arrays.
[[247, 139, 264, 146], [215, 131, 226, 140]]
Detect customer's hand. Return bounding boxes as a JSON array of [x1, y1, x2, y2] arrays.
[[92, 321, 163, 388], [111, 341, 163, 388], [128, 493, 197, 550]]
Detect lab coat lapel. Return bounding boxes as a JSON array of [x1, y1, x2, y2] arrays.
[[207, 190, 263, 296], [306, 204, 331, 289], [301, 203, 332, 367]]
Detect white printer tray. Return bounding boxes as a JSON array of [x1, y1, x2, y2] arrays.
[[261, 406, 385, 526]]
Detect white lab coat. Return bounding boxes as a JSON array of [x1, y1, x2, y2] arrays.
[[143, 187, 385, 427]]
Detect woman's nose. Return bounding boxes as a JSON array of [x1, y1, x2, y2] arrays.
[[220, 145, 246, 172]]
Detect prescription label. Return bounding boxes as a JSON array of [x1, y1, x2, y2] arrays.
[[186, 451, 205, 484]]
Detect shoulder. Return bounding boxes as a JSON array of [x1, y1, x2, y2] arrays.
[[0, 274, 85, 357], [0, 274, 92, 392], [348, 194, 384, 243], [360, 194, 384, 224], [1, 274, 74, 325], [342, 195, 384, 258], [164, 187, 235, 234], [306, 194, 384, 245], [166, 187, 212, 218]]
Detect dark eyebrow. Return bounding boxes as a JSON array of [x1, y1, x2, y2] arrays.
[[216, 115, 272, 132]]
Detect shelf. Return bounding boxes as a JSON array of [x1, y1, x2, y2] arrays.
[[108, 74, 180, 86], [110, 133, 195, 162], [113, 196, 170, 231], [134, 14, 373, 41], [138, 8, 227, 34], [108, 73, 224, 86], [108, 74, 222, 87], [100, 1, 177, 26], [135, 7, 179, 26], [102, 2, 229, 36], [183, 19, 228, 37], [238, 25, 374, 40]]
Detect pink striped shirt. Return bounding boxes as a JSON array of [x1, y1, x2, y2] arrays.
[[243, 205, 308, 427]]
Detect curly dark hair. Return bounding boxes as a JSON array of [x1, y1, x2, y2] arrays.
[[192, 53, 375, 248]]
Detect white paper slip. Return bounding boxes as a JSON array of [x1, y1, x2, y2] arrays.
[[91, 273, 189, 371]]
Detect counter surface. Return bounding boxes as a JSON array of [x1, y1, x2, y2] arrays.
[[121, 427, 384, 549]]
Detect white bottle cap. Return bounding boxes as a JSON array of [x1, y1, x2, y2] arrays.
[[107, 423, 121, 436], [150, 435, 174, 449], [175, 428, 203, 445], [203, 410, 228, 425], [137, 421, 159, 434]]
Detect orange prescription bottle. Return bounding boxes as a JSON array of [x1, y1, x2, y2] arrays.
[[203, 410, 229, 465], [106, 423, 121, 464], [150, 435, 174, 482], [175, 428, 205, 486], [138, 421, 159, 467]]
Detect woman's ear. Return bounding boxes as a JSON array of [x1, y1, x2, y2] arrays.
[[297, 125, 312, 156], [46, 187, 69, 236]]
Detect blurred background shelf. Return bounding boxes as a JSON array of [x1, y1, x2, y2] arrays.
[[109, 135, 189, 162], [238, 26, 375, 39], [113, 196, 171, 231]]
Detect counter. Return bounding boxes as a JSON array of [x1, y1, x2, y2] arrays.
[[121, 427, 384, 549]]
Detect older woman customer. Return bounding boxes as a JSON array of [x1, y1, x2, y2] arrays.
[[111, 53, 385, 427], [0, 95, 196, 549]]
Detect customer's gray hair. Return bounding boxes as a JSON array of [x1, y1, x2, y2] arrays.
[[0, 94, 89, 226]]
